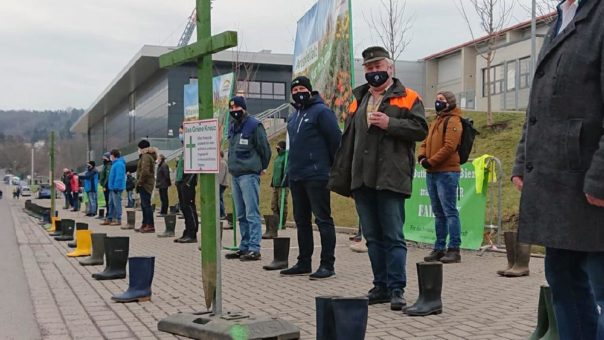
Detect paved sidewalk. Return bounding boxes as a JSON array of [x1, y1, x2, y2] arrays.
[[12, 197, 545, 339]]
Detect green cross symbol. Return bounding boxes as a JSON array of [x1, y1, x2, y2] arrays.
[[186, 136, 196, 169]]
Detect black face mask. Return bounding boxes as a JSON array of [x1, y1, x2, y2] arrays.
[[229, 110, 244, 121], [435, 100, 448, 112], [365, 71, 389, 87], [292, 91, 311, 106]]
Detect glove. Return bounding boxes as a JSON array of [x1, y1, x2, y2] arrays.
[[420, 158, 432, 170]]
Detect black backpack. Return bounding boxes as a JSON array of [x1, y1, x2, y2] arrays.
[[442, 116, 479, 164]]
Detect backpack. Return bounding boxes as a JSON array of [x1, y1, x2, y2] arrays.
[[442, 116, 479, 164], [126, 175, 135, 191]]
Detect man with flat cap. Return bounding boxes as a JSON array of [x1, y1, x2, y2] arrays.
[[329, 46, 428, 311]]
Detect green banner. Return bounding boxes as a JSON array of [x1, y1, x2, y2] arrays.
[[404, 164, 487, 250]]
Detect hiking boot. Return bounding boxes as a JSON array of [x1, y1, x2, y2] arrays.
[[390, 289, 406, 311], [309, 267, 336, 280], [440, 248, 461, 263], [424, 250, 445, 262], [225, 250, 245, 259], [240, 251, 261, 261], [367, 286, 390, 305], [140, 224, 155, 233], [100, 220, 112, 226], [280, 263, 312, 276]]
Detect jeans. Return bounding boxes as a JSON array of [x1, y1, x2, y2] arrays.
[[426, 172, 462, 250], [104, 188, 112, 219], [71, 192, 79, 211], [159, 188, 169, 214], [87, 191, 97, 215], [219, 185, 227, 218], [126, 190, 134, 208], [109, 190, 122, 222], [545, 248, 604, 340], [289, 180, 336, 270], [64, 192, 71, 209], [177, 182, 198, 238], [354, 186, 407, 290], [139, 188, 154, 226], [231, 174, 262, 253]]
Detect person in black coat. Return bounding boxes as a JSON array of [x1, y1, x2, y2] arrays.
[[155, 154, 171, 216]]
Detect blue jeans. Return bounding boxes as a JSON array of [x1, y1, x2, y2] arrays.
[[87, 191, 97, 215], [127, 190, 134, 208], [139, 188, 154, 226], [545, 248, 604, 340], [219, 185, 227, 218], [426, 172, 461, 250], [354, 187, 407, 290], [109, 190, 123, 222], [231, 174, 262, 253]]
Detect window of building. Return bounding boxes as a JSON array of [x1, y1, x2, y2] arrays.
[[519, 57, 531, 89], [482, 64, 504, 97], [506, 60, 517, 92], [236, 81, 286, 100]]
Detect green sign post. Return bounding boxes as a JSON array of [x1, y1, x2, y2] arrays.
[[404, 164, 487, 250]]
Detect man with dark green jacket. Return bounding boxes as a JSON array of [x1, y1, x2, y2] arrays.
[[136, 139, 157, 233], [265, 140, 288, 239], [98, 152, 112, 220], [225, 96, 271, 261]]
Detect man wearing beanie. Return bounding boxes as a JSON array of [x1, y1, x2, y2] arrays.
[[98, 152, 112, 220], [280, 76, 342, 280], [329, 46, 428, 311], [80, 160, 99, 217], [418, 91, 464, 264], [174, 123, 199, 243], [136, 139, 158, 233], [225, 96, 271, 261]]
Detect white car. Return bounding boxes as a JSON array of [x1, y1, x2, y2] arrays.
[[20, 186, 31, 197]]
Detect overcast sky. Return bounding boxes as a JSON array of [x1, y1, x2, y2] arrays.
[[0, 0, 540, 110]]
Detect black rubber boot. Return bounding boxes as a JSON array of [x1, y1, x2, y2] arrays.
[[68, 223, 88, 248], [331, 297, 369, 340], [54, 219, 75, 241], [158, 214, 176, 237], [315, 296, 340, 340], [122, 210, 136, 230], [92, 237, 129, 280], [497, 231, 517, 276], [405, 262, 443, 316], [262, 215, 278, 239], [263, 237, 290, 270], [79, 233, 106, 266], [528, 285, 549, 340], [49, 218, 69, 237]]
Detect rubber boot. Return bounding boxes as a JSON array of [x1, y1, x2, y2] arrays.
[[262, 215, 278, 239], [67, 230, 92, 257], [541, 285, 559, 340], [169, 205, 178, 214], [503, 243, 531, 277], [316, 296, 340, 340], [97, 208, 105, 219], [263, 237, 290, 270], [111, 256, 155, 303], [528, 286, 549, 340], [158, 214, 176, 238], [122, 210, 135, 230], [92, 237, 129, 280], [68, 223, 88, 248], [223, 213, 234, 230], [331, 297, 369, 340], [49, 218, 69, 237], [497, 231, 517, 276], [79, 233, 106, 266], [54, 220, 75, 241], [47, 217, 61, 233], [405, 262, 443, 316]]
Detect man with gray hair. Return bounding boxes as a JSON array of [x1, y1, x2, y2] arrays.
[[330, 46, 428, 311]]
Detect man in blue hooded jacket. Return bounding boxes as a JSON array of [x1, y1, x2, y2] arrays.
[[80, 160, 99, 217], [280, 76, 342, 280]]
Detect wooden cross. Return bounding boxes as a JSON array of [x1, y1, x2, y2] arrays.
[[159, 0, 237, 314]]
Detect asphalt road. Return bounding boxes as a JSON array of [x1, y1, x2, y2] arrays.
[[0, 183, 41, 339]]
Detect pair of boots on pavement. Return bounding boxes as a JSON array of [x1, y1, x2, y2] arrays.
[[367, 262, 443, 316], [497, 231, 531, 277], [424, 248, 461, 263]]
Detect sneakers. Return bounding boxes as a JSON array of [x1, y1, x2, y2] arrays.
[[240, 251, 261, 261], [280, 263, 312, 276], [367, 286, 390, 305], [309, 267, 335, 280], [225, 250, 245, 259], [440, 248, 461, 264], [390, 289, 406, 311], [424, 250, 445, 262], [140, 225, 155, 233], [350, 240, 368, 253]]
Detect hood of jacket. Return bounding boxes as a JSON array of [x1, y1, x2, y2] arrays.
[[139, 147, 158, 160]]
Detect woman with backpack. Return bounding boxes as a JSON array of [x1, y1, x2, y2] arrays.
[[418, 91, 463, 264]]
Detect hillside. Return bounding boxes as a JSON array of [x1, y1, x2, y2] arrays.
[[0, 108, 84, 142]]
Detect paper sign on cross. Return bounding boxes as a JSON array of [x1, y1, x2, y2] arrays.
[[159, 0, 237, 315]]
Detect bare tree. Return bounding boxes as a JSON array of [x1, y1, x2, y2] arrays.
[[458, 0, 515, 127], [364, 0, 413, 70]]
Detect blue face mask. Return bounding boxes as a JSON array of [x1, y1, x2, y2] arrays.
[[435, 100, 448, 112]]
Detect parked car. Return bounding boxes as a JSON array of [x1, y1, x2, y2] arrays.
[[11, 176, 20, 185], [38, 184, 51, 199], [3, 175, 12, 184], [20, 186, 31, 197]]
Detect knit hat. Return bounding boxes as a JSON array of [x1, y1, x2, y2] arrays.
[[138, 139, 150, 149], [88, 161, 96, 168], [291, 76, 313, 92], [102, 152, 111, 160], [437, 91, 457, 111], [229, 96, 247, 110]]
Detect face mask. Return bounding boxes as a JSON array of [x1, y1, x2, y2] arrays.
[[87, 165, 92, 170], [435, 100, 448, 112], [178, 133, 184, 144], [292, 91, 311, 106], [230, 110, 244, 121], [365, 71, 389, 87]]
